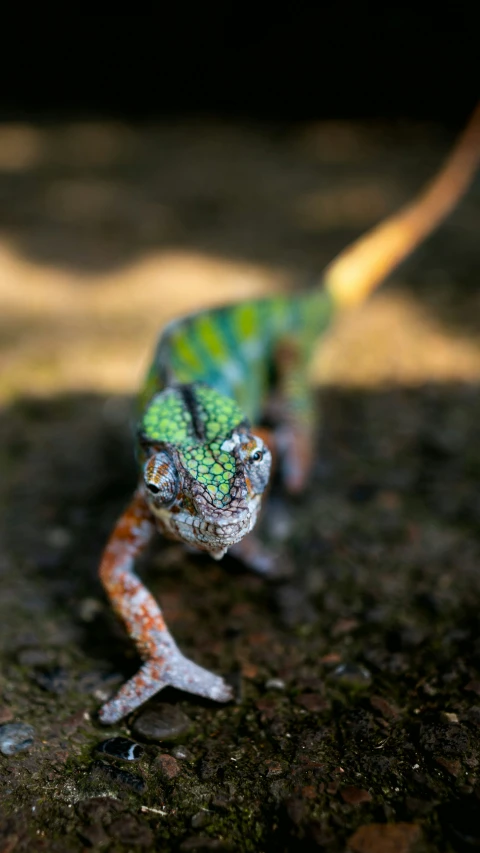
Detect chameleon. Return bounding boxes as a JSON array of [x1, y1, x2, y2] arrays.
[[98, 106, 480, 724]]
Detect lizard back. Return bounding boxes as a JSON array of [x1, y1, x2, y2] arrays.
[[139, 287, 335, 426]]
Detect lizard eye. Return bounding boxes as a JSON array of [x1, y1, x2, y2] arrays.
[[144, 452, 178, 505], [246, 438, 272, 494]]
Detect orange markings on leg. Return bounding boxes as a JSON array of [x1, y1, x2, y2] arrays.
[[99, 489, 168, 658]]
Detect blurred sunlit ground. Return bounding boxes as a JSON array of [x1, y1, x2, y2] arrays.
[[0, 119, 479, 401]]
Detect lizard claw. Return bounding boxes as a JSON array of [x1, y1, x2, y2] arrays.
[[98, 649, 233, 724]]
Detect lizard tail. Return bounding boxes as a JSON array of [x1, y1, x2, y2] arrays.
[[323, 102, 480, 309]]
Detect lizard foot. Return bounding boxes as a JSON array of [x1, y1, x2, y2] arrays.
[[230, 537, 294, 580], [98, 648, 233, 724]]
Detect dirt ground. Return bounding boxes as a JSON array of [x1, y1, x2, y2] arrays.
[[0, 118, 479, 852]]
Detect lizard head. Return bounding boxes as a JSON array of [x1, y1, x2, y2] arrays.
[[138, 384, 272, 558]]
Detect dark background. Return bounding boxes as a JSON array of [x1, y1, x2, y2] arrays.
[[1, 12, 477, 124]]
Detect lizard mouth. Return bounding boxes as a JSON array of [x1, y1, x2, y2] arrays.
[[151, 496, 261, 556]]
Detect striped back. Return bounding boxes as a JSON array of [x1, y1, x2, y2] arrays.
[[139, 287, 335, 425]]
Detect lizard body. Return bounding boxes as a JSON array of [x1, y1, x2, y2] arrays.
[[98, 107, 480, 724]]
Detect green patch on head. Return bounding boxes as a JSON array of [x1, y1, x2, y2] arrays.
[[142, 389, 193, 444], [141, 384, 248, 508], [193, 385, 246, 442]]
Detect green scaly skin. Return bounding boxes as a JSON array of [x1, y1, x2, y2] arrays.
[[97, 289, 334, 724], [93, 105, 480, 722]]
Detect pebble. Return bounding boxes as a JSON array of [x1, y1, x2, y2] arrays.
[[0, 707, 13, 725], [131, 704, 192, 742], [33, 666, 70, 694], [440, 711, 459, 724], [340, 786, 372, 805], [295, 693, 330, 712], [0, 722, 35, 756], [330, 663, 372, 687], [171, 745, 194, 761], [46, 526, 71, 549], [370, 695, 400, 719], [265, 678, 286, 691], [108, 814, 153, 848], [154, 753, 181, 780], [90, 759, 146, 793], [348, 822, 421, 853], [95, 737, 144, 761], [466, 706, 480, 728], [436, 756, 461, 776], [78, 823, 110, 848], [78, 597, 103, 622], [191, 811, 209, 829]]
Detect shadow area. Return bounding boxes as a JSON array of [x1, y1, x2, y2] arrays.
[[0, 381, 479, 849]]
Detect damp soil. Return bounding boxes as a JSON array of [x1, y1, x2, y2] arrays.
[[0, 119, 479, 852]]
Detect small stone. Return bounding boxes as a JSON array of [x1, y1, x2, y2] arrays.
[[331, 617, 360, 636], [348, 822, 422, 853], [95, 737, 144, 762], [79, 669, 122, 697], [255, 697, 279, 721], [0, 722, 35, 756], [46, 526, 71, 549], [0, 707, 13, 725], [320, 652, 342, 665], [155, 753, 181, 780], [330, 663, 372, 687], [76, 796, 121, 825], [78, 597, 103, 622], [295, 693, 330, 712], [78, 822, 109, 848], [211, 793, 231, 810], [440, 711, 459, 724], [370, 695, 400, 719], [340, 786, 372, 805], [262, 759, 286, 777], [90, 759, 146, 793], [131, 703, 192, 742], [33, 666, 70, 694], [301, 785, 317, 800], [436, 756, 461, 776], [108, 815, 153, 847], [466, 706, 480, 728], [286, 797, 306, 826], [171, 745, 193, 761], [191, 811, 209, 829], [265, 678, 286, 691], [241, 662, 258, 679], [61, 710, 88, 736]]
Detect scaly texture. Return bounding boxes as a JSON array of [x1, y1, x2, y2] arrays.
[[98, 108, 480, 723]]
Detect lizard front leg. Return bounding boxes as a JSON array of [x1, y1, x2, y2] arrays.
[[98, 489, 233, 724], [260, 337, 316, 495]]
